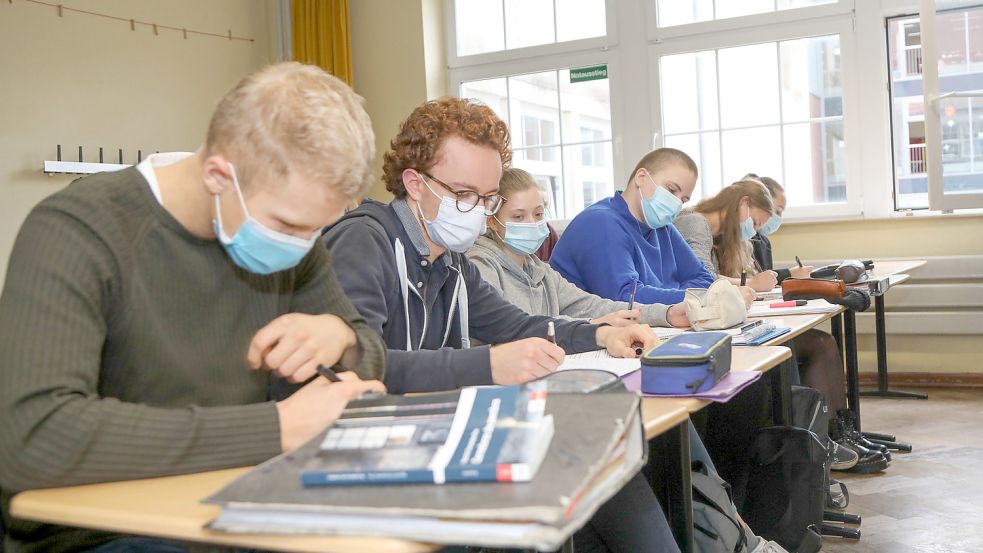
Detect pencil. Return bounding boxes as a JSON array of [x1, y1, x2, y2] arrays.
[[740, 269, 747, 286], [795, 255, 803, 268], [628, 280, 638, 311]]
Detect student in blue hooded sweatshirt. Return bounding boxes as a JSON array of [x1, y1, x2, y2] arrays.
[[550, 148, 714, 305]]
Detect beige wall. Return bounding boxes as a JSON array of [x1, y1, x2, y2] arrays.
[[772, 217, 983, 375], [350, 0, 445, 202], [0, 0, 276, 288]]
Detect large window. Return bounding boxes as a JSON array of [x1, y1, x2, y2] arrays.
[[461, 69, 614, 219], [658, 35, 845, 206], [888, 6, 983, 210], [449, 0, 979, 222]]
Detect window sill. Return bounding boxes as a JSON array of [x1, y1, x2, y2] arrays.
[[782, 208, 983, 225]]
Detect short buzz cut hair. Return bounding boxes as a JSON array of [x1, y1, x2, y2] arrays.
[[627, 147, 698, 186], [205, 62, 375, 200]]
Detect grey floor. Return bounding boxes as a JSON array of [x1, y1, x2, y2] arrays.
[[821, 388, 983, 553]]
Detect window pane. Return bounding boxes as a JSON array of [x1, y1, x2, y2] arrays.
[[715, 0, 774, 20], [559, 69, 612, 142], [509, 72, 560, 149], [514, 147, 564, 214], [940, 97, 983, 195], [661, 51, 719, 134], [783, 121, 847, 205], [455, 0, 504, 56], [556, 0, 606, 42], [657, 0, 835, 28], [564, 142, 614, 218], [718, 43, 780, 128], [504, 0, 554, 50], [460, 78, 509, 125], [888, 7, 983, 210], [657, 0, 712, 27], [721, 126, 783, 189], [780, 35, 843, 121], [664, 132, 722, 203]]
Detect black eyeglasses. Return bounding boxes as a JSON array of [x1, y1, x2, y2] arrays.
[[420, 172, 504, 215]]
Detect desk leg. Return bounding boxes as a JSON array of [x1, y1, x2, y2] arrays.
[[666, 421, 693, 553], [831, 313, 843, 360], [771, 355, 794, 426], [843, 309, 861, 432], [858, 294, 928, 400]]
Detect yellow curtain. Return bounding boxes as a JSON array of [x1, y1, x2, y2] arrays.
[[291, 0, 352, 86]]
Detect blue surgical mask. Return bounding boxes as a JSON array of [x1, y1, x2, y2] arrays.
[[212, 163, 319, 274], [740, 205, 757, 241], [640, 174, 683, 229], [499, 218, 549, 256], [759, 214, 782, 236]]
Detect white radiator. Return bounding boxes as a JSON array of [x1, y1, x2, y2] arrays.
[[778, 256, 983, 335]]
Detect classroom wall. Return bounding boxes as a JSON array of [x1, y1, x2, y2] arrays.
[[349, 0, 444, 202], [0, 0, 277, 289], [772, 216, 983, 376]]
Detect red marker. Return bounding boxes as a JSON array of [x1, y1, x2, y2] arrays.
[[770, 300, 807, 308]]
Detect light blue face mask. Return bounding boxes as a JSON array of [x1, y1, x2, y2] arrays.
[[758, 214, 782, 236], [640, 174, 683, 229], [212, 163, 319, 275], [499, 218, 550, 256], [739, 205, 757, 241]]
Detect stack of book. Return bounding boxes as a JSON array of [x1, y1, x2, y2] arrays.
[[204, 384, 644, 551]]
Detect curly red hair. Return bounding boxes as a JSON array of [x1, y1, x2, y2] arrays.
[[383, 97, 512, 198]]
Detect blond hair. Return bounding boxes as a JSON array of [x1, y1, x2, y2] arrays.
[[205, 62, 375, 200], [691, 179, 774, 277], [627, 148, 698, 186]]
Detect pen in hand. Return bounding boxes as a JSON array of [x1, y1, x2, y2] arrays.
[[795, 255, 803, 268], [740, 269, 747, 287], [628, 280, 638, 311], [546, 321, 557, 345], [316, 364, 343, 382]]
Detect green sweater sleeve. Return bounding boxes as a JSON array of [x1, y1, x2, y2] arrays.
[[287, 243, 388, 381], [0, 206, 282, 491]]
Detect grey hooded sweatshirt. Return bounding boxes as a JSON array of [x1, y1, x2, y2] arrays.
[[467, 235, 670, 326]]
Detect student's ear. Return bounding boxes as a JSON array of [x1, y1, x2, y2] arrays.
[[632, 168, 648, 191], [402, 169, 424, 203], [202, 155, 234, 195]]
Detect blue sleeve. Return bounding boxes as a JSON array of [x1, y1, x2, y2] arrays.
[[552, 213, 687, 305], [667, 225, 715, 289]]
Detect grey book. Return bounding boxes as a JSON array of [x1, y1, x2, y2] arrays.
[[204, 390, 644, 551]]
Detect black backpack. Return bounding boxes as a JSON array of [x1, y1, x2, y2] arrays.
[[742, 386, 829, 553]]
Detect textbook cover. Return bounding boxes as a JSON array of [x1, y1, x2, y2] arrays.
[[300, 383, 554, 486]]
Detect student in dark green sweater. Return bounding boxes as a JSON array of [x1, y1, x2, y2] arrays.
[[0, 62, 387, 552]]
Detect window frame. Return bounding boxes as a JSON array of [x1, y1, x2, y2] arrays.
[[647, 14, 864, 219], [446, 0, 983, 224]]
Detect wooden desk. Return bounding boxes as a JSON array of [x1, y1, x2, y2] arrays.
[[10, 469, 437, 553]]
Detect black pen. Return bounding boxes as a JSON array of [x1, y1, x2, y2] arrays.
[[316, 364, 343, 382], [795, 255, 803, 268], [740, 269, 747, 286], [628, 280, 638, 311], [547, 321, 557, 344]]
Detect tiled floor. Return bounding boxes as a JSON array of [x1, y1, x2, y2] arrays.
[[821, 388, 983, 553]]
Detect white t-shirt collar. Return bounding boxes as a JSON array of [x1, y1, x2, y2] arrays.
[[135, 152, 194, 204]]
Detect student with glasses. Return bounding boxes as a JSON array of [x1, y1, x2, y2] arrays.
[[323, 97, 678, 552], [322, 97, 658, 395]]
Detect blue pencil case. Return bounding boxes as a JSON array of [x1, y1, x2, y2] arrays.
[[640, 332, 732, 394]]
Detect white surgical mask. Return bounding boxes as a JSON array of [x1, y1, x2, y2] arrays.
[[417, 176, 486, 253]]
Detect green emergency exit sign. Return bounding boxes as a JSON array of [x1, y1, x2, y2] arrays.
[[570, 64, 608, 83]]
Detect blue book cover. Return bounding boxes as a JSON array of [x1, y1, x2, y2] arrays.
[[300, 383, 553, 486]]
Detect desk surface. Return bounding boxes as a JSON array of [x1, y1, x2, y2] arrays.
[[10, 468, 438, 553], [11, 347, 792, 551], [869, 259, 926, 278], [751, 311, 842, 346], [641, 345, 791, 417]]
